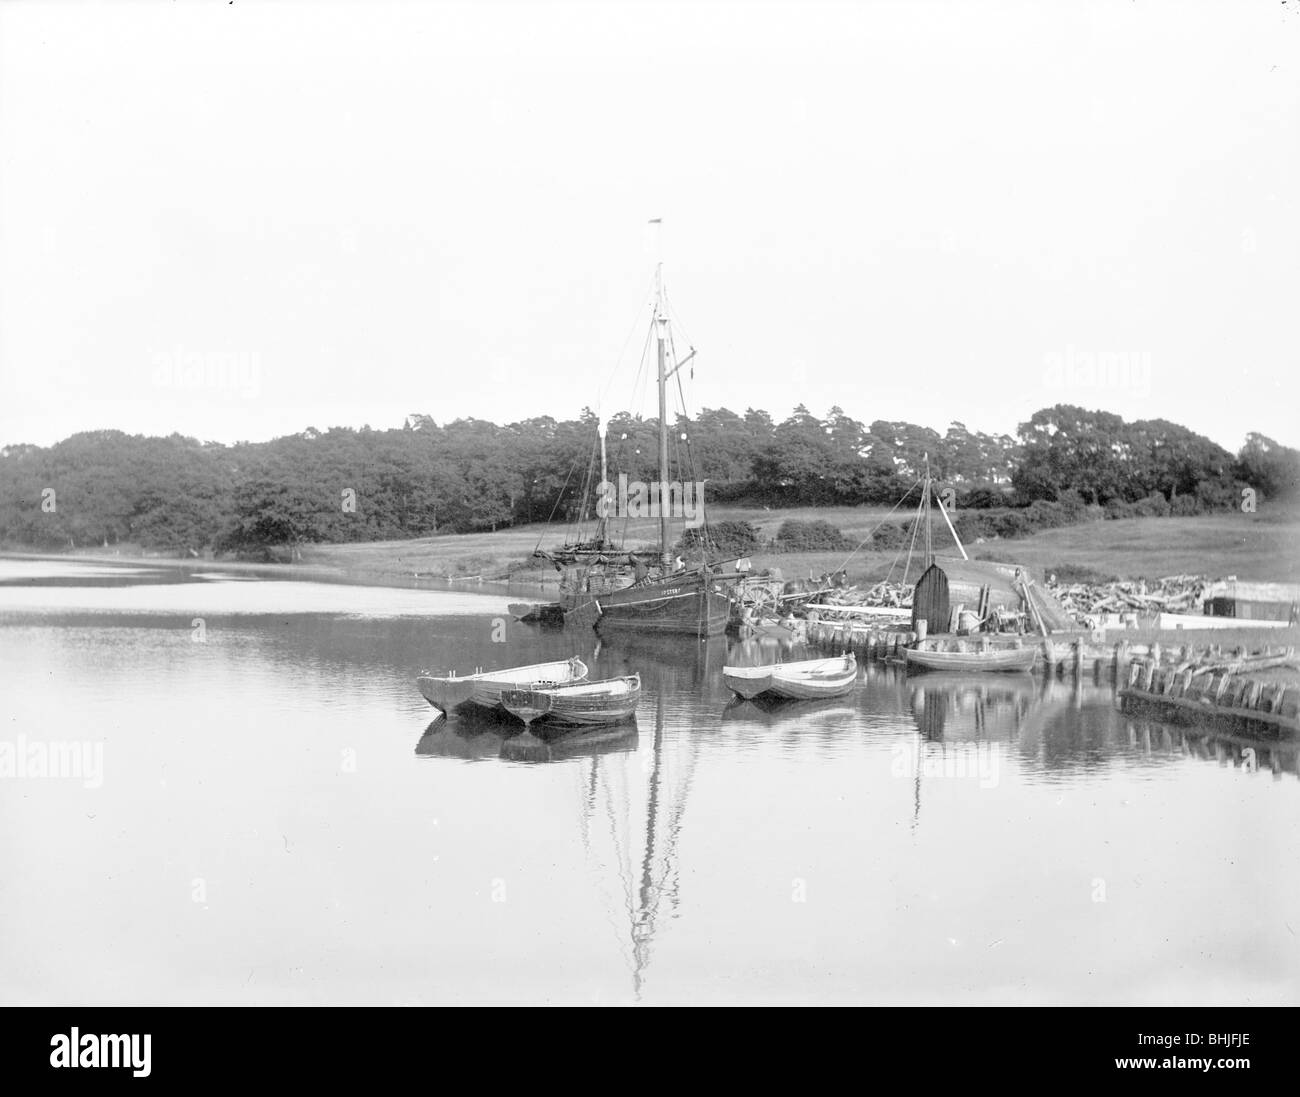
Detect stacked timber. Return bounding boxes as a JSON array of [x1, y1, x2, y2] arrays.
[[802, 580, 913, 624], [1047, 574, 1210, 625]]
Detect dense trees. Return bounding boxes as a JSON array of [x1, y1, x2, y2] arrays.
[[0, 405, 1293, 555], [1235, 433, 1300, 502], [1011, 405, 1242, 506]]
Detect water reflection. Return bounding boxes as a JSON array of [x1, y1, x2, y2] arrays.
[[415, 716, 640, 764], [1124, 718, 1300, 780], [905, 667, 1300, 783], [415, 634, 710, 998], [908, 672, 1038, 741], [5, 562, 1299, 1005]]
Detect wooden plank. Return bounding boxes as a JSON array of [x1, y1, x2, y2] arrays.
[[803, 603, 911, 617]]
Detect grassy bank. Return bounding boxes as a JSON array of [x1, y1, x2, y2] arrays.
[[965, 513, 1300, 583], [7, 506, 1297, 588], [297, 507, 1300, 587], [295, 505, 907, 585]]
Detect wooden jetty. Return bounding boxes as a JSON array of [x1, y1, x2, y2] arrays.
[[797, 499, 1299, 736], [804, 620, 1132, 677], [1118, 648, 1300, 736], [807, 618, 1297, 683]]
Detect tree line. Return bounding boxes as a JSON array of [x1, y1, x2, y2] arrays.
[[0, 404, 1296, 555]]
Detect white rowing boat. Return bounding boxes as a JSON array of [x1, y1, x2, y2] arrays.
[[416, 657, 588, 714], [722, 653, 857, 701], [904, 646, 1035, 673]]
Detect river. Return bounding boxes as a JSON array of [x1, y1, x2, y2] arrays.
[[1, 558, 1296, 1005]]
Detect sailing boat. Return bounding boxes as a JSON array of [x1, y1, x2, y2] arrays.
[[585, 256, 736, 637], [527, 234, 738, 638]]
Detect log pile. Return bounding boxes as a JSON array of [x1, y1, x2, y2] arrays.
[[1046, 574, 1210, 625], [809, 580, 913, 610]]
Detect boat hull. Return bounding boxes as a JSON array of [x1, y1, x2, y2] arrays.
[[416, 657, 589, 713], [501, 674, 641, 729], [904, 647, 1036, 673], [723, 654, 857, 701], [722, 667, 773, 700], [508, 602, 566, 626], [595, 573, 731, 637]]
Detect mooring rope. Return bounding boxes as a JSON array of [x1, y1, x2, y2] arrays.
[[830, 476, 925, 576]]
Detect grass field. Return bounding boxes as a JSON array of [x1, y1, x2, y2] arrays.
[[292, 504, 891, 581], [9, 505, 1296, 588], [966, 513, 1300, 583], [296, 506, 1300, 586]]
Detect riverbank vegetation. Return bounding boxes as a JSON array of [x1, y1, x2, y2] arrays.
[[2, 405, 1297, 564]]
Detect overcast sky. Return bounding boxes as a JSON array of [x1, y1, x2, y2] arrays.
[[1, 0, 1296, 452]]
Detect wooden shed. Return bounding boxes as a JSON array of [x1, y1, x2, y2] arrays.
[[911, 557, 1075, 636], [1201, 580, 1300, 624]]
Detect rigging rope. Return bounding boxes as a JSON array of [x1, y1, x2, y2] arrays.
[[829, 477, 925, 576], [597, 272, 659, 418], [900, 491, 926, 587], [533, 453, 584, 555]]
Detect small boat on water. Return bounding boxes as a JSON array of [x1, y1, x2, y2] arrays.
[[501, 673, 641, 729], [904, 646, 1035, 673], [416, 657, 588, 714], [722, 653, 858, 701], [508, 602, 567, 626]]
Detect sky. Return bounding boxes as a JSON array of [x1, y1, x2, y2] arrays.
[[1, 0, 1297, 453]]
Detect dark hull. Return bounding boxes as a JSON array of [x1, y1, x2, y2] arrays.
[[594, 574, 731, 637]]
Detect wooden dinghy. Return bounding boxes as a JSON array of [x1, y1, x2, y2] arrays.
[[722, 653, 858, 701], [416, 657, 588, 714], [501, 674, 641, 728], [904, 646, 1035, 673], [508, 602, 566, 626]]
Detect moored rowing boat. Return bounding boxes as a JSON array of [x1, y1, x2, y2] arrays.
[[904, 646, 1035, 673], [501, 674, 642, 728], [722, 653, 857, 701], [416, 657, 588, 714]]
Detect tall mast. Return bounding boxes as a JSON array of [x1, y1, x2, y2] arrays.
[[656, 262, 671, 568], [599, 418, 608, 491], [594, 417, 609, 546], [924, 453, 933, 567]]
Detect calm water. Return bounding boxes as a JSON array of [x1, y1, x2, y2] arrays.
[[1, 558, 1297, 1006]]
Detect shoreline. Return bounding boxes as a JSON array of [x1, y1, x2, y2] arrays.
[[6, 548, 1298, 659], [5, 503, 1299, 595], [0, 549, 555, 601]]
